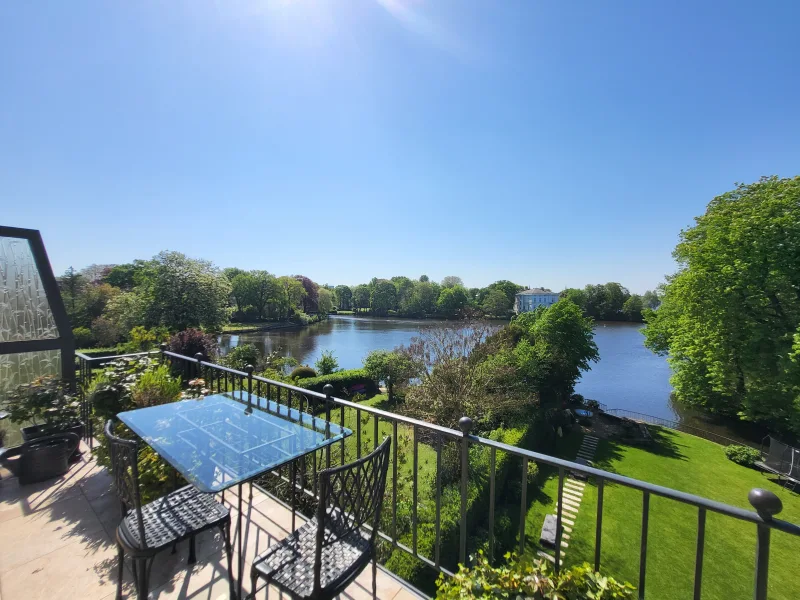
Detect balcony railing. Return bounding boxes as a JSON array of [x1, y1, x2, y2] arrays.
[[76, 349, 800, 600]]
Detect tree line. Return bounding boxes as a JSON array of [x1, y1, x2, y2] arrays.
[[561, 283, 661, 322]]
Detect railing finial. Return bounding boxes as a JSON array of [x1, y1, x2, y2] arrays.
[[749, 488, 782, 521], [458, 416, 473, 436], [323, 384, 334, 397]]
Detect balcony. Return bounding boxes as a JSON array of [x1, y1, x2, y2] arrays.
[[1, 348, 799, 600]]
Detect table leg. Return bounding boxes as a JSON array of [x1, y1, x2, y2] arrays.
[[238, 483, 243, 600]]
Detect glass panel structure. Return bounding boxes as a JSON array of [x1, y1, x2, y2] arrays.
[[0, 235, 58, 342]]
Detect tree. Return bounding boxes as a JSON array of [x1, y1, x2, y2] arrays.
[[353, 284, 371, 314], [622, 294, 644, 322], [644, 176, 800, 434], [58, 266, 87, 320], [334, 285, 353, 310], [294, 275, 319, 313], [137, 251, 231, 331], [441, 275, 464, 289], [400, 280, 441, 317], [437, 285, 468, 319], [391, 276, 414, 310], [315, 350, 339, 376], [231, 270, 280, 319], [104, 262, 145, 291], [317, 288, 334, 315], [277, 276, 306, 320], [363, 349, 417, 402], [487, 280, 525, 308], [370, 280, 397, 316], [482, 288, 511, 317], [642, 289, 661, 310], [419, 275, 429, 283]]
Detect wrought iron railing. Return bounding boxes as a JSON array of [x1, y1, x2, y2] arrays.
[[77, 348, 800, 600]]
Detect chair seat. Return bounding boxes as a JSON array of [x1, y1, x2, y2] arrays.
[[117, 485, 229, 552], [252, 519, 371, 599]]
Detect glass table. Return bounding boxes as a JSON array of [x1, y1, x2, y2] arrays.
[[118, 392, 352, 598]]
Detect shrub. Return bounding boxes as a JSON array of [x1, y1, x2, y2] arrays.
[[315, 350, 339, 376], [436, 551, 634, 599], [296, 368, 379, 396], [124, 326, 169, 353], [570, 393, 585, 405], [222, 344, 261, 371], [586, 399, 601, 411], [91, 316, 122, 346], [1, 377, 80, 426], [724, 444, 761, 467], [290, 366, 317, 380], [73, 326, 94, 348], [131, 365, 182, 408], [167, 328, 218, 359]]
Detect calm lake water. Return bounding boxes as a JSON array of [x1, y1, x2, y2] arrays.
[[220, 315, 680, 421]]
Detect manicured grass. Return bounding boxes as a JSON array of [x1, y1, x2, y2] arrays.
[[523, 427, 800, 600], [222, 323, 269, 332]]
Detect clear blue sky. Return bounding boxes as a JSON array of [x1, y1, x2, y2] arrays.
[[2, 1, 798, 293]]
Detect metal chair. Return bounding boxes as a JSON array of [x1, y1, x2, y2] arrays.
[[249, 437, 391, 600], [104, 420, 235, 600]]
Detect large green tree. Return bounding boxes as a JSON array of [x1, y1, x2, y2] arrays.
[[370, 280, 397, 316], [644, 176, 800, 434], [334, 285, 352, 310], [353, 284, 371, 314], [437, 285, 468, 319], [137, 251, 231, 331]]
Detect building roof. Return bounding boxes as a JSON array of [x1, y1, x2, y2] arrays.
[[516, 288, 556, 295]]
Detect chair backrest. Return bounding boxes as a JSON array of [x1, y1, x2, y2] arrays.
[[313, 437, 391, 592], [104, 420, 147, 545]]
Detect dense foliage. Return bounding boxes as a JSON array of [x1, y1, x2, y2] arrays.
[[724, 444, 761, 467], [290, 366, 317, 380], [296, 368, 379, 396], [1, 377, 80, 426], [644, 176, 800, 434], [561, 282, 660, 322], [221, 343, 261, 371], [167, 328, 218, 360], [362, 349, 417, 402], [315, 350, 340, 376], [436, 552, 634, 599]]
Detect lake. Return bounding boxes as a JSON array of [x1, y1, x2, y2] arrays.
[[220, 315, 680, 421]]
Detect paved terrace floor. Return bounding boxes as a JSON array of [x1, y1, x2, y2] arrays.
[[0, 443, 426, 600]]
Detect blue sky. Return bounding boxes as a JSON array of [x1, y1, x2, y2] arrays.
[[2, 1, 798, 293]]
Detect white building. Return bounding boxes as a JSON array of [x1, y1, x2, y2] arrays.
[[514, 288, 560, 313]]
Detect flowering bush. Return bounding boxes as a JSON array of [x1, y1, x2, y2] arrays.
[[182, 378, 211, 399], [167, 328, 218, 359]]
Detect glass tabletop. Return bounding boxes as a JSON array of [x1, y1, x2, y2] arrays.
[[118, 392, 351, 493]]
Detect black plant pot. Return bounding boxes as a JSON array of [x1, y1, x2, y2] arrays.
[[18, 433, 80, 485], [21, 422, 84, 458]]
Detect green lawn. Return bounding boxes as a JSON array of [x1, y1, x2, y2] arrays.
[[522, 427, 800, 600]]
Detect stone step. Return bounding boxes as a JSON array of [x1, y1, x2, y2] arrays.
[[561, 540, 569, 548], [561, 516, 575, 526], [563, 492, 583, 503], [537, 551, 556, 564]]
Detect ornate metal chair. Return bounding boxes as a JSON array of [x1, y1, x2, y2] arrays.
[[104, 420, 235, 600], [249, 437, 391, 600]]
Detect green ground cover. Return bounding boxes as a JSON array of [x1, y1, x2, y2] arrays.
[[523, 427, 800, 600]]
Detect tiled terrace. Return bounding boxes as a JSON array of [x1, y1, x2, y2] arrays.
[[0, 442, 426, 600]]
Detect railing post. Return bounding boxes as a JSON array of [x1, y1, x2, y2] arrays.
[[244, 364, 254, 414], [159, 343, 167, 364], [194, 352, 204, 380], [749, 488, 782, 600], [323, 384, 333, 469], [458, 416, 473, 567]]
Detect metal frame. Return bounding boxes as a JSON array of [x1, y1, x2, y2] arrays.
[[83, 349, 800, 600], [0, 226, 75, 387]]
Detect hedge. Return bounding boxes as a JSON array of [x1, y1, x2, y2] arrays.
[[296, 368, 379, 397], [384, 425, 531, 590]]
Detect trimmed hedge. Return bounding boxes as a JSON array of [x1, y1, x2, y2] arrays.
[[385, 425, 530, 589], [296, 368, 379, 397]]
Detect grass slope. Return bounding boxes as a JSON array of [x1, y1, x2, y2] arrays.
[[524, 427, 800, 600]]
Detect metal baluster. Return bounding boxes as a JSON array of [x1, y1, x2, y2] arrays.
[[340, 405, 345, 462], [520, 457, 528, 555], [639, 491, 650, 599], [435, 434, 443, 568], [244, 365, 254, 414], [412, 425, 419, 555], [555, 467, 564, 573], [489, 447, 496, 563], [694, 508, 706, 600], [392, 421, 398, 544], [595, 477, 604, 571], [458, 417, 473, 566], [290, 459, 296, 531], [324, 384, 333, 469], [357, 409, 362, 459], [749, 488, 782, 600], [373, 414, 378, 450]]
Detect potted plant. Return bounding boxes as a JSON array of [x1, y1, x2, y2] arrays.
[[2, 377, 83, 447]]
